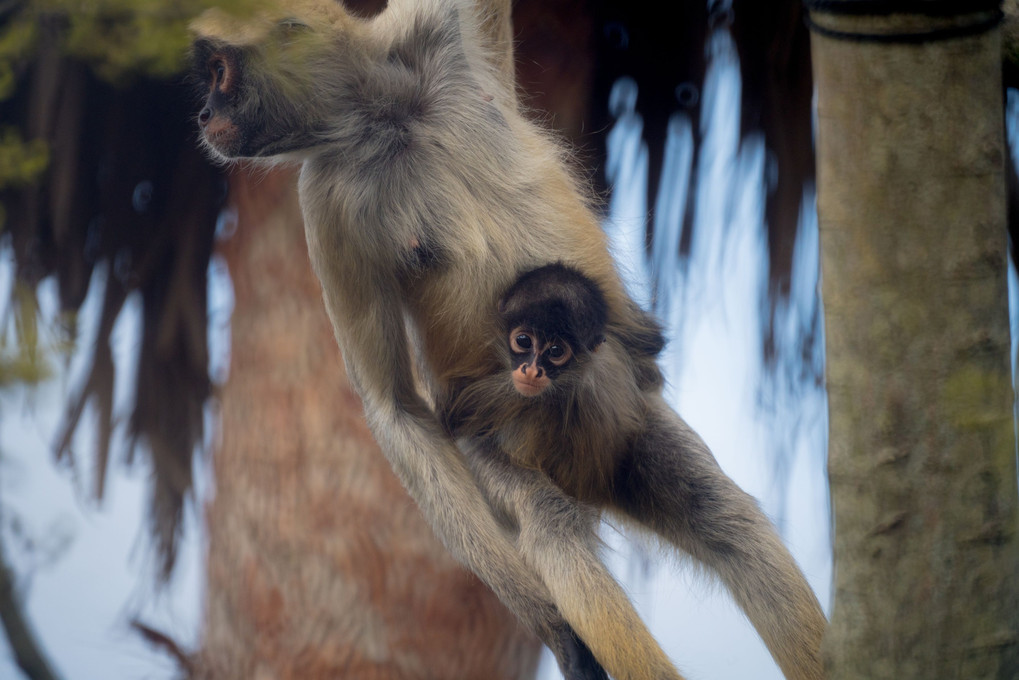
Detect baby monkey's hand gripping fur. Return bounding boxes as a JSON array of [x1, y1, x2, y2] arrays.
[[191, 1, 827, 678]]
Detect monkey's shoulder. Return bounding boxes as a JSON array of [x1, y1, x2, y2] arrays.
[[609, 304, 666, 357]]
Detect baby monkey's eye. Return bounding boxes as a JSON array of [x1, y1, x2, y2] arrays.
[[547, 342, 573, 366], [510, 331, 534, 353]]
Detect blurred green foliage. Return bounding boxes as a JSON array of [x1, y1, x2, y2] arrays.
[[0, 0, 256, 387], [0, 0, 266, 189], [1, 0, 262, 87], [0, 0, 263, 198], [0, 128, 47, 190], [0, 0, 260, 386], [0, 282, 62, 386], [0, 18, 34, 100]]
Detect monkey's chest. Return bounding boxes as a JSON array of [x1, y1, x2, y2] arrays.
[[403, 268, 509, 381], [498, 410, 629, 504]]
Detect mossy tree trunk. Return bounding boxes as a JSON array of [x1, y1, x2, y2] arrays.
[[810, 4, 1019, 678]]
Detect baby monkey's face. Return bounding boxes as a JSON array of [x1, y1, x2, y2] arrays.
[[507, 326, 574, 397]]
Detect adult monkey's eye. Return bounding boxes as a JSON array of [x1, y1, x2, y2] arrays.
[[210, 58, 227, 84], [278, 17, 309, 32]]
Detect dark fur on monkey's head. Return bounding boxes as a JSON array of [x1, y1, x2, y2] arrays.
[[499, 263, 608, 353]]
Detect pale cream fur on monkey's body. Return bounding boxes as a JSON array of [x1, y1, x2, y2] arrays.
[[192, 1, 826, 678]]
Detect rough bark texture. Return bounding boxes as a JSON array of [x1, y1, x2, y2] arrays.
[[192, 169, 539, 680], [812, 9, 1019, 679]]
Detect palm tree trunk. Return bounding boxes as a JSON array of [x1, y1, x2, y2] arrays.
[[810, 4, 1019, 678], [192, 168, 539, 679]]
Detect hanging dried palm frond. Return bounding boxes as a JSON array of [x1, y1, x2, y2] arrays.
[[0, 2, 230, 578]]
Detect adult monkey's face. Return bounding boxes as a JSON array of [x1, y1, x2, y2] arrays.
[[189, 2, 362, 162]]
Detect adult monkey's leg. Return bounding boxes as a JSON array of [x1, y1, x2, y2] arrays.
[[466, 442, 684, 680], [617, 397, 827, 680]]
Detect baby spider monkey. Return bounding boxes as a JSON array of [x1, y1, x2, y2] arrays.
[[443, 262, 662, 503]]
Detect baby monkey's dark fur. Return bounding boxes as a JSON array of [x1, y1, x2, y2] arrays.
[[501, 263, 611, 358], [444, 263, 662, 503]]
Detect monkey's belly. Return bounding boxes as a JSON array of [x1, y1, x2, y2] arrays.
[[496, 427, 625, 505]]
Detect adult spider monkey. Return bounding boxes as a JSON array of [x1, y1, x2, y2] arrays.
[[190, 1, 826, 678]]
